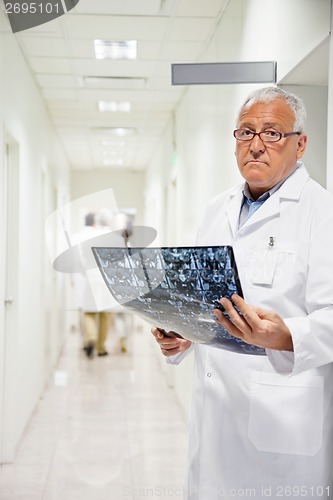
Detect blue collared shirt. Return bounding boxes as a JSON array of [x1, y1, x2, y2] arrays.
[[238, 162, 301, 228]]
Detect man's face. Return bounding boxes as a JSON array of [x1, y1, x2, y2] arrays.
[[235, 99, 307, 199]]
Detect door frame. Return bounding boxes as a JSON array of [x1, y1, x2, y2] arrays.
[[0, 130, 20, 463]]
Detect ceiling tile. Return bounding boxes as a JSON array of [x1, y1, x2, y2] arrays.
[[168, 17, 217, 41], [160, 41, 203, 60], [65, 88, 182, 103], [137, 41, 164, 60], [36, 74, 78, 88], [176, 0, 223, 17], [70, 0, 164, 16], [29, 57, 72, 74], [17, 36, 68, 57], [71, 59, 156, 78], [42, 88, 78, 99], [63, 15, 169, 40], [19, 17, 63, 35]]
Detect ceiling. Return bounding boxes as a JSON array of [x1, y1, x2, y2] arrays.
[[11, 0, 231, 172]]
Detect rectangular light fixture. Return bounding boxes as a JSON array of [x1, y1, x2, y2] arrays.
[[171, 61, 277, 85], [80, 76, 146, 89], [98, 101, 131, 112], [93, 127, 136, 137], [101, 140, 126, 147], [94, 40, 137, 60], [102, 159, 124, 167]]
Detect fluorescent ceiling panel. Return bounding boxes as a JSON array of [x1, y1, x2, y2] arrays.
[[94, 40, 137, 60], [101, 159, 124, 167], [82, 76, 146, 89], [93, 127, 137, 136], [98, 101, 131, 112]]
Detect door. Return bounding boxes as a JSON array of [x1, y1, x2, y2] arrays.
[[0, 135, 20, 463]]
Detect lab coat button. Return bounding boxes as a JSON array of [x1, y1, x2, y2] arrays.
[[206, 372, 212, 377]]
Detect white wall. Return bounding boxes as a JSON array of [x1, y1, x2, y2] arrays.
[[280, 85, 327, 187], [327, 0, 333, 193], [143, 0, 332, 416], [0, 12, 70, 462], [276, 0, 331, 82], [144, 123, 173, 245], [71, 169, 145, 226]]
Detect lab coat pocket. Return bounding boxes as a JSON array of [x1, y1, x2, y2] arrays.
[[248, 371, 323, 456], [247, 242, 296, 292]]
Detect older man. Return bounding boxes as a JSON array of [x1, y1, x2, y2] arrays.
[[152, 87, 333, 499]]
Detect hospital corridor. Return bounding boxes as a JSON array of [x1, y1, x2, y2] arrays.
[[0, 317, 188, 499], [1, 0, 333, 499]]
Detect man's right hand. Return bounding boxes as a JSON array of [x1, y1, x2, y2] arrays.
[[151, 327, 192, 357]]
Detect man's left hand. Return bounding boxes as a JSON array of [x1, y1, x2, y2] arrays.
[[214, 294, 293, 351]]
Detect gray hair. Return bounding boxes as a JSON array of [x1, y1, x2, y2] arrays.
[[237, 87, 306, 132]]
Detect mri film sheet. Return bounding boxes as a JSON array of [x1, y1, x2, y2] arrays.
[[92, 245, 265, 355]]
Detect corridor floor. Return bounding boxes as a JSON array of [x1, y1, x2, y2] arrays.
[[0, 320, 188, 500]]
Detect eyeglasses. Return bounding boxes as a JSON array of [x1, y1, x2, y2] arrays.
[[233, 129, 301, 143]]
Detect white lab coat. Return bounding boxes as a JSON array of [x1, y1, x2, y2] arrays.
[[172, 164, 333, 499]]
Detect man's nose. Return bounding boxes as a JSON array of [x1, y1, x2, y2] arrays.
[[249, 134, 265, 153]]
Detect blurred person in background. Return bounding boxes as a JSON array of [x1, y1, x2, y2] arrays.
[[74, 210, 114, 358], [73, 209, 133, 357], [108, 211, 135, 353]]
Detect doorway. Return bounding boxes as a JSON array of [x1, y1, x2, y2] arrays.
[[0, 134, 20, 463]]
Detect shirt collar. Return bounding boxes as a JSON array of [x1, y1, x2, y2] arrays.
[[242, 161, 301, 202]]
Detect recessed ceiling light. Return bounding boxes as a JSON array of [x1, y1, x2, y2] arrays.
[[116, 128, 135, 136], [104, 127, 136, 137], [101, 140, 126, 147], [94, 40, 137, 60], [98, 101, 131, 112], [102, 159, 124, 167], [112, 128, 135, 137], [80, 76, 146, 88], [102, 150, 118, 157], [94, 127, 136, 137]]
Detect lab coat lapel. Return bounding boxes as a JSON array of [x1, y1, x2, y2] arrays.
[[225, 184, 280, 235], [226, 187, 244, 237], [241, 194, 280, 229], [278, 163, 309, 200], [239, 164, 310, 230]]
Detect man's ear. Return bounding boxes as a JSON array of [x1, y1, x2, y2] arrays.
[[296, 134, 307, 159]]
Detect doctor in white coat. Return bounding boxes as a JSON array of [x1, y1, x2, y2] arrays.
[[152, 87, 333, 499]]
